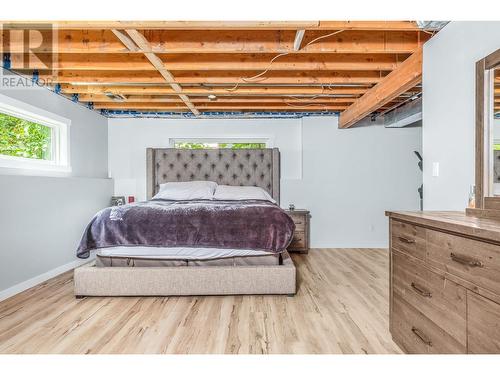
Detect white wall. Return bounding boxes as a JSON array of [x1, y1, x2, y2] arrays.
[[108, 118, 302, 199], [0, 73, 112, 298], [422, 21, 500, 210], [109, 116, 422, 248]]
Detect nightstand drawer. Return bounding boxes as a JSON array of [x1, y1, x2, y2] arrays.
[[289, 231, 306, 249], [285, 209, 309, 253], [289, 215, 306, 231]]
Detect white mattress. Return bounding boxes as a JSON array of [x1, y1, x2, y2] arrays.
[[96, 246, 272, 260]]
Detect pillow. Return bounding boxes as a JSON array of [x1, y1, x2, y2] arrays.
[[213, 185, 276, 203], [153, 181, 217, 200]]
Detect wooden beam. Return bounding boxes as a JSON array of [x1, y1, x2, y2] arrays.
[[60, 84, 372, 96], [111, 29, 139, 52], [93, 102, 349, 111], [1, 30, 430, 54], [1, 21, 420, 30], [38, 70, 386, 85], [339, 47, 423, 128], [10, 53, 407, 71], [78, 93, 358, 104], [124, 29, 199, 115], [317, 21, 421, 31], [293, 30, 306, 51]]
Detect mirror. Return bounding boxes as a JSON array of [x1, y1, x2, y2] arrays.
[[473, 48, 500, 211], [493, 68, 500, 195]]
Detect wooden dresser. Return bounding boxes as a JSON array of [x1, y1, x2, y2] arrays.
[[285, 209, 310, 253], [386, 211, 500, 354]]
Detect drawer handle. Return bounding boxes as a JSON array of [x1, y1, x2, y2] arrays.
[[411, 327, 432, 346], [410, 282, 432, 298], [450, 253, 483, 268], [398, 236, 415, 244]]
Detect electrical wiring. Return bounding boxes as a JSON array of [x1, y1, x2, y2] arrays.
[[224, 29, 346, 92], [284, 101, 329, 112]]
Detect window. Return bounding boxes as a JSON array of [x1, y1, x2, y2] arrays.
[[0, 112, 53, 161], [172, 138, 270, 150], [0, 95, 70, 173]]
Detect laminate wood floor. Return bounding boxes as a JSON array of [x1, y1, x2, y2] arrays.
[[0, 249, 401, 354]]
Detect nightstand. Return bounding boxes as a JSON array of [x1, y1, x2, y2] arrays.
[[285, 209, 310, 254]]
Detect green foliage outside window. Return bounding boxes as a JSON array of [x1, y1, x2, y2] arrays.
[[175, 142, 266, 149], [0, 112, 52, 160]]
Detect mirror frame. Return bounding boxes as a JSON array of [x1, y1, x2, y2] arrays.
[[475, 48, 500, 210]]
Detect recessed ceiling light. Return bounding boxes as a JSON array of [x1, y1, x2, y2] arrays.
[[208, 94, 217, 101]]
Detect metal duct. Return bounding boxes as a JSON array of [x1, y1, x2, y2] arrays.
[[383, 97, 422, 128]]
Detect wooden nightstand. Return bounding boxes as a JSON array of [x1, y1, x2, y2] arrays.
[[285, 209, 310, 254]]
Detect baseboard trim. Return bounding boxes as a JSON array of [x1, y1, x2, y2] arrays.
[[0, 257, 94, 302]]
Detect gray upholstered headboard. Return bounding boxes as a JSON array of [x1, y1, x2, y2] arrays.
[[146, 148, 280, 203]]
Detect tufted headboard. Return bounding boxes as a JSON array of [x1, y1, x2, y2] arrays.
[[146, 148, 281, 203]]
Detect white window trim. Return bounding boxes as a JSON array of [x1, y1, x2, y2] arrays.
[[0, 94, 71, 174], [170, 137, 274, 148]]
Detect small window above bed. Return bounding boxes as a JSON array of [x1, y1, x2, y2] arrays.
[[172, 138, 269, 150]]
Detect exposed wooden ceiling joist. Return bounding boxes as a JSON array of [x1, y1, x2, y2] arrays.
[[339, 47, 423, 128], [0, 21, 434, 119], [10, 53, 407, 71], [38, 70, 388, 85], [93, 102, 350, 111], [59, 84, 385, 96], [1, 21, 421, 30], [78, 94, 359, 104], [0, 29, 429, 54]]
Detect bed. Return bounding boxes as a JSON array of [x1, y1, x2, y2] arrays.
[[73, 148, 297, 297]]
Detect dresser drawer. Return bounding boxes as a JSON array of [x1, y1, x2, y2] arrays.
[[391, 295, 466, 354], [289, 231, 306, 249], [391, 220, 426, 260], [426, 230, 500, 296], [467, 291, 500, 353], [392, 250, 467, 346]]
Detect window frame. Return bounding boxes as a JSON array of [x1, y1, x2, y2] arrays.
[[170, 137, 273, 149], [0, 94, 71, 174]]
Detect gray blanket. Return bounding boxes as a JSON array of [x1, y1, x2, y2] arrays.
[[77, 199, 295, 259]]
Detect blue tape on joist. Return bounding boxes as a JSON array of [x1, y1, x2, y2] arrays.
[[102, 110, 340, 119], [87, 102, 94, 110], [32, 70, 39, 83], [71, 94, 79, 102], [54, 83, 61, 94], [2, 53, 11, 69]]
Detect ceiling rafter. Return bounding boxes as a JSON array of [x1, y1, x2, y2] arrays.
[[111, 29, 139, 52], [339, 47, 423, 128], [0, 29, 430, 54], [293, 30, 306, 51], [124, 29, 199, 115], [1, 21, 422, 30]]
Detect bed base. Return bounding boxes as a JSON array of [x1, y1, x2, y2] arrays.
[[74, 254, 296, 297]]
